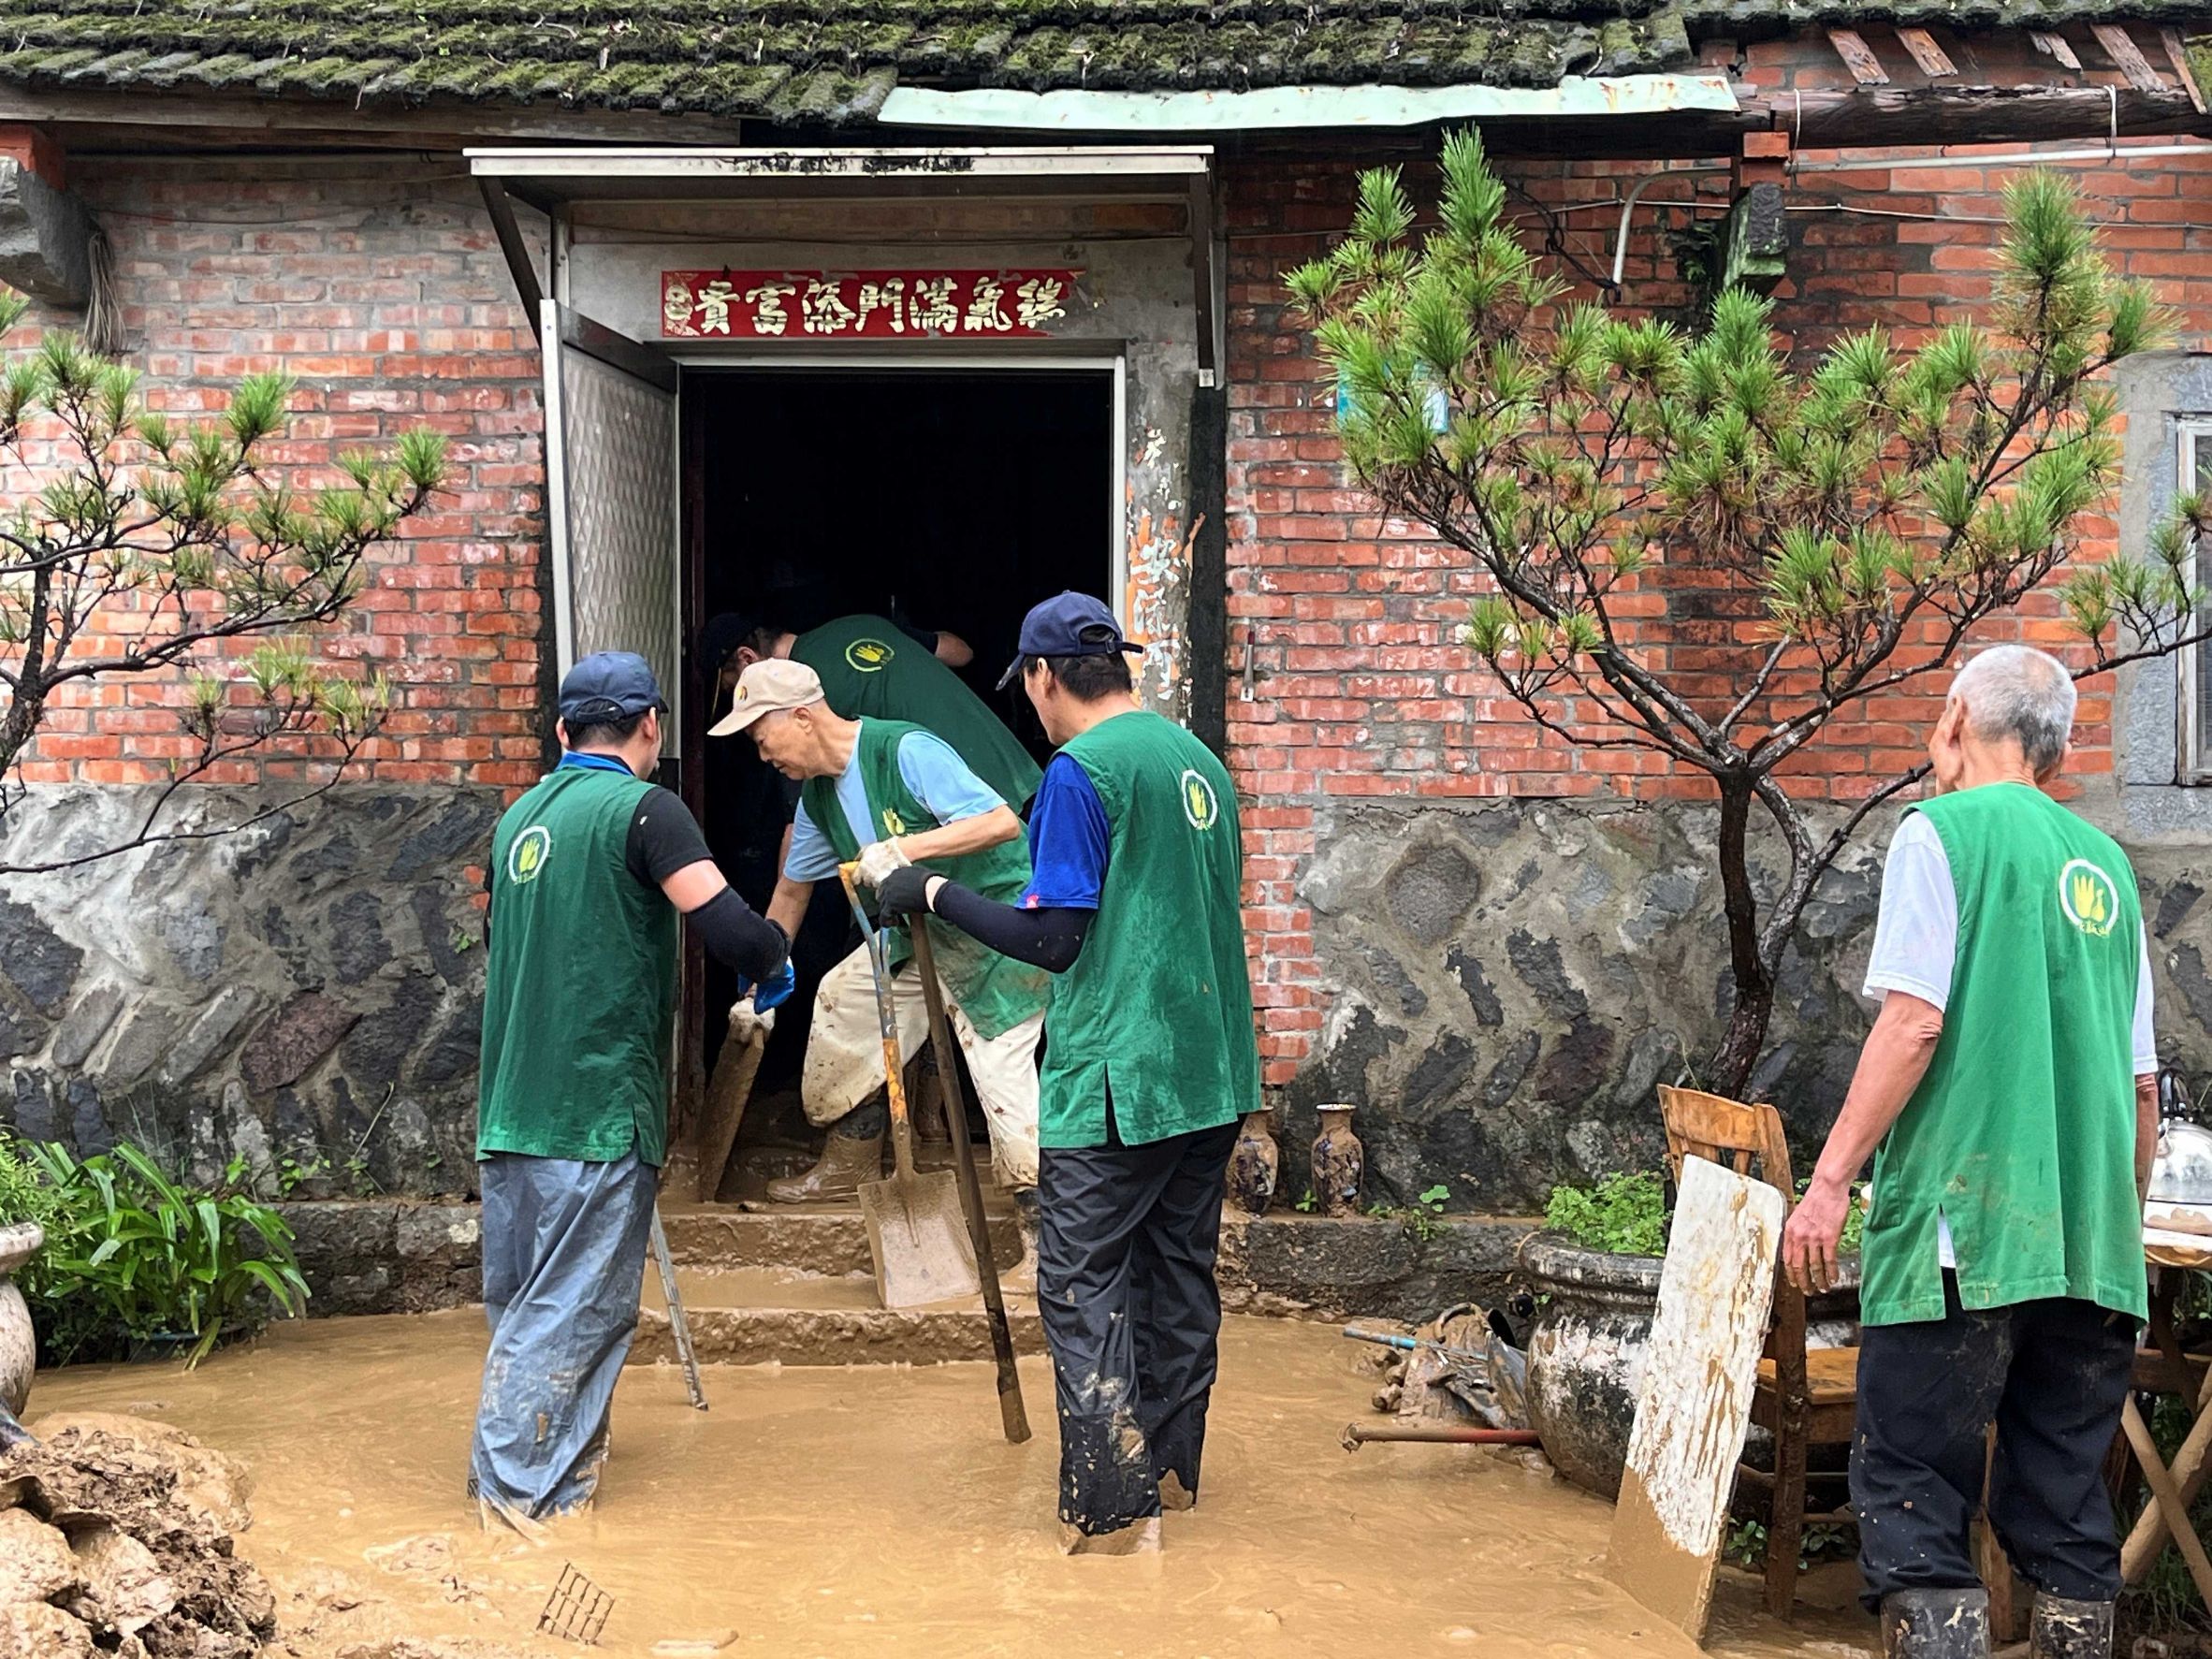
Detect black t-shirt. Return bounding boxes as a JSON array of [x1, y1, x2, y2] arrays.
[[625, 786, 715, 886]]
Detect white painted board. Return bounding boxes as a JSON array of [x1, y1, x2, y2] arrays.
[[1607, 1157, 1787, 1645]]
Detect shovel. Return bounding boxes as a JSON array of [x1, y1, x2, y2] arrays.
[[837, 865, 980, 1308], [910, 917, 1031, 1444]]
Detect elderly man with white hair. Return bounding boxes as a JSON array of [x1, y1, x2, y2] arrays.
[[1783, 644, 2157, 1659]]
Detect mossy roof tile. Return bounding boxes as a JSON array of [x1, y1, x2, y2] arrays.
[[0, 1, 2200, 124]]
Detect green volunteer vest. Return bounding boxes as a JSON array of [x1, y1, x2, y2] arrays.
[[1859, 782, 2147, 1326], [1041, 709, 1259, 1149], [793, 616, 1041, 810], [799, 719, 1048, 1041], [478, 764, 678, 1166]]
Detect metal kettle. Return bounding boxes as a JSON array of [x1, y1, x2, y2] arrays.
[[2150, 1118, 2212, 1204]]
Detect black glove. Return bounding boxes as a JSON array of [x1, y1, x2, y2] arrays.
[[875, 865, 936, 921]]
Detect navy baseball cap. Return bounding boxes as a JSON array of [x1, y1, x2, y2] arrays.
[[559, 651, 667, 725], [995, 592, 1144, 691], [698, 612, 754, 677]]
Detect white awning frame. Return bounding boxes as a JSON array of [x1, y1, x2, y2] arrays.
[[468, 144, 1218, 374]]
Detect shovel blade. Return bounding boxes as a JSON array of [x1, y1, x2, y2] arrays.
[[859, 1169, 981, 1308]]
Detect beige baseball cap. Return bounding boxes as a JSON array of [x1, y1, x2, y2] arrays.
[[709, 658, 827, 736]]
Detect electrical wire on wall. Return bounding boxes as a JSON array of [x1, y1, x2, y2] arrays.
[[81, 225, 124, 359]]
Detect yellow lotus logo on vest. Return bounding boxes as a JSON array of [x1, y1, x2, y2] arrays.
[[1180, 769, 1220, 832], [2059, 858, 2117, 938], [509, 825, 553, 885], [845, 638, 895, 673], [880, 808, 909, 836]]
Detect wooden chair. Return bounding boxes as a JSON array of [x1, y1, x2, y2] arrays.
[[1658, 1084, 1858, 1620]]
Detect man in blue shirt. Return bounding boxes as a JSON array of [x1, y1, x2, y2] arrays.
[[715, 659, 1049, 1288]]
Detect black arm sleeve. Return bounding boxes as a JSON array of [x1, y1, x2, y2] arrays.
[[625, 786, 788, 978], [690, 888, 789, 981], [894, 619, 940, 654], [931, 880, 1093, 974]]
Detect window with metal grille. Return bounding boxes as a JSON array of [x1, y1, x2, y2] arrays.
[[2178, 422, 2212, 781]]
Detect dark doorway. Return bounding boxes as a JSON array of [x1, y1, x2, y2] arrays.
[[682, 367, 1114, 1151]]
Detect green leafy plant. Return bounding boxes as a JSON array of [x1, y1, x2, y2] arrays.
[[1544, 1171, 1668, 1257], [1368, 1182, 1453, 1243], [1544, 1170, 1867, 1259], [1292, 134, 2212, 1099], [0, 1132, 58, 1232], [1293, 1188, 1318, 1214], [17, 1140, 310, 1367], [1724, 1517, 1855, 1574], [273, 1154, 328, 1198]]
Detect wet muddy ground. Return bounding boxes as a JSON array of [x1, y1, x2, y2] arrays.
[[32, 1313, 1877, 1658]]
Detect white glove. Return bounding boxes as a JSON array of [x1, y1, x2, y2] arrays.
[[855, 838, 911, 888]]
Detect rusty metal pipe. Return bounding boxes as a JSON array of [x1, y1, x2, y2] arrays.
[[1341, 1421, 1542, 1450]]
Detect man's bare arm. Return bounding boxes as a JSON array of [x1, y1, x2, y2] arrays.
[[1782, 990, 1945, 1294], [768, 874, 815, 941], [897, 804, 1019, 864], [2140, 1072, 2161, 1204]]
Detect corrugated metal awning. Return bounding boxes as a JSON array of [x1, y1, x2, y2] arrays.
[[876, 74, 1740, 133]]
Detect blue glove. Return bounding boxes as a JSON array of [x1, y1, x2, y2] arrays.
[[750, 959, 796, 1012]]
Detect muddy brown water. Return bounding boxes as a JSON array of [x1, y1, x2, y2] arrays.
[[32, 1312, 1875, 1658]]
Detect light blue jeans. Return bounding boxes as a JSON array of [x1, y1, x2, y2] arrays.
[[471, 1148, 657, 1522]]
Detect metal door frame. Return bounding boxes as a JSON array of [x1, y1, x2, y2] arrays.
[[540, 298, 684, 752]]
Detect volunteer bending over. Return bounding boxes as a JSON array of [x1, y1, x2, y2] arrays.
[[714, 658, 1049, 1286]]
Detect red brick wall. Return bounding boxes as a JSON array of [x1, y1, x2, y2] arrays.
[[12, 95, 2212, 1100], [1224, 129, 2212, 1087], [12, 163, 546, 792]]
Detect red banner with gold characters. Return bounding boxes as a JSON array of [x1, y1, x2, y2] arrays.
[[660, 269, 1080, 341]]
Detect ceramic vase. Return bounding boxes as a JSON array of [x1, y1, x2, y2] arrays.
[[1228, 1110, 1280, 1215], [0, 1221, 42, 1417], [1311, 1104, 1363, 1216]]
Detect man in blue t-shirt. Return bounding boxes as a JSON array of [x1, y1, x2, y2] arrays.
[[717, 659, 1047, 1288]]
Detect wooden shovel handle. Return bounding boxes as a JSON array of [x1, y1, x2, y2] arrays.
[[911, 918, 1032, 1446], [837, 864, 917, 1176]]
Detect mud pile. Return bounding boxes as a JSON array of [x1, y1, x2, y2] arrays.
[[0, 1414, 276, 1656]]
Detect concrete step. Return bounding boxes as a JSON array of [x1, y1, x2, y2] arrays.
[[631, 1263, 1044, 1368], [657, 1198, 1020, 1278]]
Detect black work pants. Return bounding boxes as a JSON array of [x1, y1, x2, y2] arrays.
[[1852, 1272, 2139, 1609], [1035, 1114, 1239, 1538]]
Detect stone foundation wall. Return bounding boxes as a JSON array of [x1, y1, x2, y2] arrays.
[[1282, 794, 2212, 1213], [0, 784, 496, 1196], [13, 784, 2212, 1219], [278, 1197, 1529, 1326]]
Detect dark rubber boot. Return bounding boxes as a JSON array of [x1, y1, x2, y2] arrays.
[[999, 1188, 1040, 1298], [764, 1130, 884, 1204], [2029, 1595, 2114, 1659], [1880, 1590, 1991, 1659]]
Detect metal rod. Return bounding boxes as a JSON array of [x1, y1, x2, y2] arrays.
[[648, 1205, 706, 1410], [1341, 1324, 1490, 1362], [477, 177, 545, 338], [1791, 138, 2212, 172], [1612, 167, 1727, 286], [1341, 1421, 1542, 1449]]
